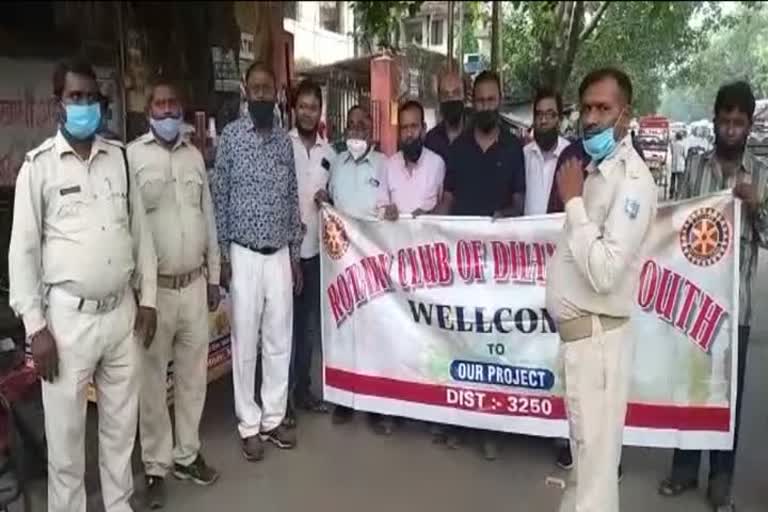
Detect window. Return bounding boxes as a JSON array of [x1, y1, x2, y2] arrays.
[[404, 20, 423, 45], [430, 19, 444, 46], [319, 1, 342, 33]]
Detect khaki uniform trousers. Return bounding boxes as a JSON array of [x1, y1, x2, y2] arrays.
[[140, 275, 209, 476], [42, 287, 138, 512], [559, 317, 633, 512]]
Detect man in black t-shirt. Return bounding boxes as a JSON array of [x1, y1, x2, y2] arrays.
[[436, 72, 526, 218]]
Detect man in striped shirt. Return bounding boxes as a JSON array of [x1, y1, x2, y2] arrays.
[[659, 81, 768, 512]]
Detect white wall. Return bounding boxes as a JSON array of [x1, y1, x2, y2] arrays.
[[284, 2, 355, 67]]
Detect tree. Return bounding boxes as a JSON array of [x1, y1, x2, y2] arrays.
[[661, 2, 768, 122], [501, 2, 720, 113], [350, 1, 424, 53]]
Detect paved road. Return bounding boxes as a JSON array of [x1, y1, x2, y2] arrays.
[[21, 252, 768, 512]]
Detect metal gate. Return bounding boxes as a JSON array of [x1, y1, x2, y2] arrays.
[[324, 71, 369, 143]]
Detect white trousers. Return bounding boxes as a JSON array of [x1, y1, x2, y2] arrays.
[[559, 317, 633, 512], [230, 244, 293, 438], [140, 275, 210, 477], [43, 288, 138, 512]]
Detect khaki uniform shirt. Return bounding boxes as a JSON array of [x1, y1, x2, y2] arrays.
[[127, 132, 220, 284], [9, 132, 158, 335], [546, 135, 658, 322]]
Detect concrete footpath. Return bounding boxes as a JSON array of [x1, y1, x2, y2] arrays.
[[19, 254, 768, 512]]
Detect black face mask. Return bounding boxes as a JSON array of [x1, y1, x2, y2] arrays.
[[475, 109, 498, 133], [534, 128, 559, 152], [401, 138, 424, 163], [248, 100, 275, 129], [440, 100, 464, 127]]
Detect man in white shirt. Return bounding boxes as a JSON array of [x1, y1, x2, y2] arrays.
[[286, 80, 335, 426], [524, 88, 570, 215]]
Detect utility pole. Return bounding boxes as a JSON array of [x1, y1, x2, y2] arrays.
[[446, 1, 455, 69], [457, 1, 464, 73], [490, 1, 500, 72]]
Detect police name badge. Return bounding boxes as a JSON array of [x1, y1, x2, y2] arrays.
[[624, 198, 640, 219]]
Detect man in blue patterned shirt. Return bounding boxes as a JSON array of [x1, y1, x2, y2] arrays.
[[211, 62, 303, 462]]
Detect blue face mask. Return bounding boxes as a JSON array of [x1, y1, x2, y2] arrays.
[[582, 110, 625, 162], [583, 126, 617, 161], [63, 103, 101, 140], [150, 116, 182, 143]]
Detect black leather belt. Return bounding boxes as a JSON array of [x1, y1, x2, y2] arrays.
[[235, 242, 279, 255]]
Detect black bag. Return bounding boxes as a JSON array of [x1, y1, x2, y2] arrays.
[[0, 382, 47, 512]]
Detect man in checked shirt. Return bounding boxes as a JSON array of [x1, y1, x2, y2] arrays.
[[659, 81, 768, 512], [211, 62, 303, 462]]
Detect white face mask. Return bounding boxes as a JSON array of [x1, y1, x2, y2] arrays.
[[347, 138, 368, 160]]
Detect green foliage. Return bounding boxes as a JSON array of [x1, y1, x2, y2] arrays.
[[501, 2, 715, 113], [460, 2, 485, 55], [350, 1, 424, 52], [661, 2, 768, 122], [663, 3, 768, 120]]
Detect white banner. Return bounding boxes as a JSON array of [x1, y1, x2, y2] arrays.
[[321, 193, 740, 450]]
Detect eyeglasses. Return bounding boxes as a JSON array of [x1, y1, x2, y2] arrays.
[[534, 110, 559, 121]]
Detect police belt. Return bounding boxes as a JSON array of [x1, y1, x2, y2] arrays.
[[157, 267, 203, 290], [47, 287, 123, 314], [557, 315, 629, 343]]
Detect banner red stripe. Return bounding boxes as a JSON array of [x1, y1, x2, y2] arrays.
[[325, 367, 730, 431]]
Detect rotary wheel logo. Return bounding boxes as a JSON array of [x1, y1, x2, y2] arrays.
[[679, 207, 731, 267], [323, 213, 349, 260]]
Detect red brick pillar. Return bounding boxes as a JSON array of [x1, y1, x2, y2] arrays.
[[370, 54, 399, 156]]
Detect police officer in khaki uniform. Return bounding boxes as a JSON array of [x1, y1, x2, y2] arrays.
[[546, 68, 657, 512], [9, 58, 158, 512], [128, 80, 221, 509]]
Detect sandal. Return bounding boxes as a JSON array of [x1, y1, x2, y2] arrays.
[[658, 477, 697, 497]]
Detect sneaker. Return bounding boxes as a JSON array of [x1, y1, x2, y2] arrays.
[[173, 454, 220, 486], [556, 445, 574, 470], [145, 476, 166, 509], [241, 435, 265, 462], [260, 425, 297, 449]]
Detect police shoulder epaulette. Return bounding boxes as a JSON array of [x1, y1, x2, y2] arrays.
[[127, 132, 152, 150], [24, 138, 55, 163]]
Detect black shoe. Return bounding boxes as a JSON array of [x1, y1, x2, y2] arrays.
[[556, 445, 574, 470], [241, 435, 265, 462], [145, 476, 166, 509], [482, 438, 498, 461], [295, 392, 329, 413], [371, 415, 394, 436], [332, 406, 354, 425], [707, 473, 733, 509], [658, 476, 698, 497], [173, 454, 219, 486], [260, 425, 297, 449]]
